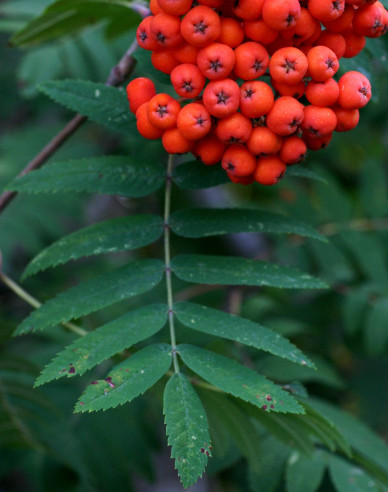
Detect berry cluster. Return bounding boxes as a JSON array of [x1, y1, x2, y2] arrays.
[[126, 0, 387, 185]]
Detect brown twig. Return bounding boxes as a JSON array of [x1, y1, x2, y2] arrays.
[[0, 35, 141, 215]]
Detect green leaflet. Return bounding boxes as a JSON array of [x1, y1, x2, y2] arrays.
[[172, 161, 228, 189], [75, 343, 172, 413], [11, 0, 140, 46], [170, 208, 326, 242], [171, 254, 328, 290], [286, 450, 327, 492], [14, 259, 164, 335], [308, 398, 388, 479], [164, 373, 211, 489], [35, 304, 168, 386], [248, 435, 290, 492], [23, 214, 164, 278], [6, 156, 165, 197], [286, 165, 328, 184], [40, 80, 134, 134], [175, 302, 314, 368], [199, 391, 262, 473], [329, 454, 380, 492], [364, 297, 388, 355], [177, 344, 303, 414]]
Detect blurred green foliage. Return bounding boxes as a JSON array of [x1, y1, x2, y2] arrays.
[[1, 1, 388, 491]]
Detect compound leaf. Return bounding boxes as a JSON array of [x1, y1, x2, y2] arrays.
[[172, 161, 228, 189], [39, 80, 133, 134], [178, 344, 303, 414], [11, 0, 140, 46], [164, 373, 211, 489], [75, 343, 172, 413], [35, 304, 168, 386], [14, 259, 164, 335], [286, 450, 327, 492], [172, 255, 328, 290], [6, 156, 165, 197], [23, 214, 164, 278], [170, 208, 326, 242], [329, 454, 380, 492], [175, 302, 314, 368]]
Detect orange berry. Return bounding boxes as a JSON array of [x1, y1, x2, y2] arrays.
[[307, 45, 339, 81], [217, 17, 245, 48], [301, 105, 337, 137], [147, 93, 181, 129], [157, 0, 192, 16], [337, 71, 372, 109], [136, 102, 164, 139], [262, 0, 301, 30], [222, 145, 256, 177], [216, 113, 252, 144], [280, 136, 307, 164], [316, 31, 346, 59], [243, 19, 279, 45], [162, 127, 194, 153], [126, 77, 156, 114], [303, 132, 333, 150], [254, 155, 287, 185], [151, 12, 183, 49], [266, 96, 305, 136], [343, 28, 366, 58], [172, 43, 199, 64], [305, 78, 339, 106], [151, 50, 179, 74], [193, 134, 226, 165], [331, 105, 360, 131], [247, 126, 283, 156], [180, 6, 221, 47], [234, 42, 270, 80], [197, 43, 236, 80], [170, 63, 206, 98], [203, 78, 240, 118], [240, 81, 274, 118], [177, 103, 212, 140], [271, 79, 306, 99], [233, 0, 265, 20], [137, 16, 159, 51], [269, 47, 308, 85], [308, 0, 345, 23]]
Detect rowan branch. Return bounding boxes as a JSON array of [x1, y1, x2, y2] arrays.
[[0, 35, 142, 215]]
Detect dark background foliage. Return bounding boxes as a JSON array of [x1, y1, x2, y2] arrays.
[[0, 1, 388, 491]]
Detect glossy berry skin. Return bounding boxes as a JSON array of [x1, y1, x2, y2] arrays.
[[126, 77, 156, 114], [247, 126, 283, 156], [136, 103, 164, 139], [254, 155, 287, 185], [203, 78, 240, 118], [269, 47, 308, 84], [180, 6, 221, 47], [234, 42, 270, 80], [280, 135, 307, 164], [221, 145, 256, 177], [177, 103, 212, 140], [305, 78, 339, 106], [266, 96, 305, 136], [262, 0, 301, 31], [218, 17, 245, 48], [239, 81, 275, 118], [147, 93, 181, 130], [301, 105, 337, 138], [162, 127, 194, 153], [197, 43, 236, 80], [331, 105, 360, 131], [307, 46, 339, 81], [337, 71, 372, 109], [170, 64, 206, 98], [215, 113, 252, 144], [193, 134, 226, 165]]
